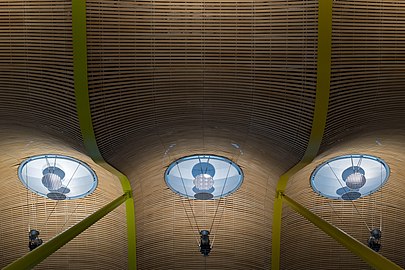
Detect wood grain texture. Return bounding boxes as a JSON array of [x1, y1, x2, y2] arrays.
[[107, 126, 294, 269], [322, 0, 405, 151], [284, 129, 405, 269], [86, 0, 318, 163], [0, 0, 404, 269], [0, 124, 127, 270], [0, 0, 83, 151], [85, 2, 318, 267]]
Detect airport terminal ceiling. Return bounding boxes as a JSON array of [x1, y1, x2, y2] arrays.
[[0, 0, 405, 269]]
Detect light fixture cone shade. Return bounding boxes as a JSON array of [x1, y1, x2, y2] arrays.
[[18, 154, 98, 200], [193, 174, 214, 191], [345, 172, 366, 189], [310, 154, 389, 200], [42, 172, 63, 191], [165, 154, 243, 200]]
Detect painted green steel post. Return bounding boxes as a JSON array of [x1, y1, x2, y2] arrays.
[[2, 193, 130, 270], [282, 194, 403, 270], [271, 0, 332, 269], [72, 0, 137, 269]]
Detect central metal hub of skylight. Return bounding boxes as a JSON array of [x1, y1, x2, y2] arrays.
[[165, 155, 243, 200], [310, 154, 389, 200]]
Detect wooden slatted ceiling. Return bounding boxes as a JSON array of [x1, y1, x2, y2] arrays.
[[86, 0, 318, 162], [109, 131, 285, 270], [85, 2, 318, 269], [0, 0, 83, 151], [321, 0, 405, 151], [0, 125, 127, 270], [284, 129, 405, 269]]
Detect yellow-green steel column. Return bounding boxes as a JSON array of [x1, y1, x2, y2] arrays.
[[282, 194, 403, 270], [72, 0, 137, 268], [271, 0, 332, 269]]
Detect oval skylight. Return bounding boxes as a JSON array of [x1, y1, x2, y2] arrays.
[[310, 154, 389, 200], [18, 154, 98, 200], [165, 155, 243, 200]]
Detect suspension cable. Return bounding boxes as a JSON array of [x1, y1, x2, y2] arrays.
[[327, 162, 371, 231], [42, 161, 81, 228], [380, 162, 383, 231], [209, 162, 232, 233], [176, 162, 201, 233], [59, 202, 79, 233], [26, 163, 30, 231]]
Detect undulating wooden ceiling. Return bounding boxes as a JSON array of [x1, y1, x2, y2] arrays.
[[0, 0, 405, 270]]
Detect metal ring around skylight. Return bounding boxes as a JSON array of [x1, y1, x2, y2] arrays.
[[165, 155, 244, 200], [310, 154, 389, 200], [18, 154, 98, 200]]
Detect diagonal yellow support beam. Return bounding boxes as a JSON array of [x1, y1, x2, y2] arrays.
[[72, 0, 137, 269], [282, 194, 403, 270], [271, 0, 332, 269], [2, 193, 130, 270]]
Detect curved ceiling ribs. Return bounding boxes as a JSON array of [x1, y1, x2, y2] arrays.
[[281, 1, 405, 269], [86, 0, 318, 162], [0, 0, 404, 270], [321, 0, 405, 151], [86, 0, 318, 269], [0, 0, 83, 150]]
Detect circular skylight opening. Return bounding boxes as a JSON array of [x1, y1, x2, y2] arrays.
[[18, 154, 98, 200], [165, 155, 243, 200], [310, 154, 389, 200]]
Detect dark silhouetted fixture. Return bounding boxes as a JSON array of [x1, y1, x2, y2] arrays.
[[28, 229, 43, 251], [367, 228, 382, 252], [199, 230, 211, 256]]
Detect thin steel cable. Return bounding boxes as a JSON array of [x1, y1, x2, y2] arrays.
[[26, 163, 30, 231], [59, 203, 79, 233], [42, 162, 81, 227], [181, 197, 200, 246], [356, 155, 363, 170], [380, 162, 383, 231], [176, 162, 201, 233], [52, 155, 57, 174], [45, 156, 50, 172], [327, 162, 371, 231], [327, 201, 344, 224], [64, 162, 81, 189], [209, 162, 232, 233], [210, 148, 244, 249]]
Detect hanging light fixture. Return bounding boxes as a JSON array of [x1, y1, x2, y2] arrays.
[[199, 230, 211, 256], [368, 228, 382, 252], [193, 174, 214, 191], [165, 154, 243, 256], [310, 154, 389, 200], [18, 154, 98, 200], [165, 154, 243, 200], [28, 229, 43, 251]]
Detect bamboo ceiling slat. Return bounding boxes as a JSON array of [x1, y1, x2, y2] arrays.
[[0, 125, 127, 270], [1, 0, 404, 269], [0, 0, 82, 150], [284, 130, 405, 269], [87, 1, 317, 269], [105, 126, 286, 269], [86, 0, 318, 165], [321, 0, 405, 151]]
